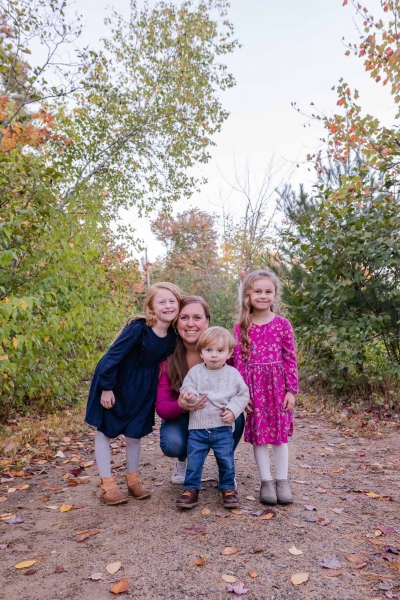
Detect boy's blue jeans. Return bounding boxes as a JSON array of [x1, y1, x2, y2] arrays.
[[183, 426, 235, 491], [160, 412, 245, 462]]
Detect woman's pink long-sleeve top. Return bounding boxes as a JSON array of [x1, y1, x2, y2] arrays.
[[156, 361, 186, 420]]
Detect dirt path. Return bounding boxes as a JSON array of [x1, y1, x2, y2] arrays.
[[1, 407, 399, 600]]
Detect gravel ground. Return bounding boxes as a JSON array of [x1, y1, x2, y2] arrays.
[[1, 408, 399, 600]]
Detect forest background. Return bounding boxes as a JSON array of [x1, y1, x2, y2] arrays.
[[1, 0, 400, 421]]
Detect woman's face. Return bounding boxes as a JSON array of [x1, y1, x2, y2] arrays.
[[177, 303, 209, 345]]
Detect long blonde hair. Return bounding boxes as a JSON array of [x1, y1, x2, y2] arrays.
[[116, 282, 185, 340], [238, 269, 281, 361]]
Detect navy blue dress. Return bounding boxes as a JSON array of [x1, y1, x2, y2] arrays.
[[85, 318, 176, 439]]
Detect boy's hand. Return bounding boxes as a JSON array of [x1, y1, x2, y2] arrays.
[[283, 391, 295, 411], [183, 391, 198, 404], [101, 390, 115, 409], [220, 409, 235, 424], [178, 392, 207, 411]]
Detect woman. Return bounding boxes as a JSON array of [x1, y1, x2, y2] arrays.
[[156, 295, 245, 484]]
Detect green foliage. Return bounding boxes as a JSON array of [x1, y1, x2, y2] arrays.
[[278, 179, 400, 390], [0, 0, 238, 416]]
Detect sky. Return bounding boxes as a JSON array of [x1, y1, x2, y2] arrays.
[[67, 0, 394, 261]]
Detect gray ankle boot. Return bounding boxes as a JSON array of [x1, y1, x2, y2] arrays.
[[276, 479, 293, 504], [259, 480, 277, 505]]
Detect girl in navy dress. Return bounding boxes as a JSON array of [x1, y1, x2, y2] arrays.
[[85, 282, 184, 505]]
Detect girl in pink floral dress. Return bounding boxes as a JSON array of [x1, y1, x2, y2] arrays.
[[234, 270, 298, 505]]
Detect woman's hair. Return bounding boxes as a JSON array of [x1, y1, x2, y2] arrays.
[[238, 269, 281, 361], [115, 282, 185, 341], [197, 326, 235, 353], [167, 295, 211, 392]]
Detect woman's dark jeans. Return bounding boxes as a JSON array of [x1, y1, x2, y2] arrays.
[[159, 411, 245, 462]]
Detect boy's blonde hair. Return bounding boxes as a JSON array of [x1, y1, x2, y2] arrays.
[[197, 326, 236, 353]]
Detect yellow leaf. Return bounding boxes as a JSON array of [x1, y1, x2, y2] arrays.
[[222, 574, 237, 583], [106, 561, 122, 575], [2, 339, 8, 346], [20, 484, 29, 490], [220, 547, 239, 556], [83, 461, 94, 468], [44, 336, 50, 342], [291, 572, 309, 585], [202, 508, 211, 516], [248, 569, 258, 578], [365, 492, 381, 498], [193, 556, 207, 566], [0, 354, 8, 361], [260, 512, 274, 520], [230, 509, 242, 515], [12, 337, 19, 349], [60, 504, 72, 512], [20, 300, 27, 310], [289, 545, 303, 556], [14, 560, 37, 569]]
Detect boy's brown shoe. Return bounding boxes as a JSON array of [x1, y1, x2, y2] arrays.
[[176, 489, 199, 509], [222, 489, 240, 508]]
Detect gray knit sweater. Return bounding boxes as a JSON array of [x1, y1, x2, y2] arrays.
[[181, 363, 249, 430]]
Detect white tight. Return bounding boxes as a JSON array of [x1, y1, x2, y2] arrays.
[[253, 443, 289, 481], [95, 430, 141, 478]]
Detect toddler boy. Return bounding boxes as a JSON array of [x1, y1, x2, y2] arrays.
[[176, 327, 249, 509]]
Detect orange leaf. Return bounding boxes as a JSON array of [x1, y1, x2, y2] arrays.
[[220, 547, 239, 555], [110, 580, 129, 594], [248, 569, 258, 578]]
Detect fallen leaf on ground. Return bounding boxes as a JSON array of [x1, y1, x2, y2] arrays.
[[110, 580, 129, 594], [60, 504, 72, 512], [106, 561, 122, 575], [353, 562, 368, 569], [251, 547, 263, 553], [289, 545, 303, 556], [76, 529, 100, 542], [317, 517, 331, 526], [5, 516, 24, 524], [55, 451, 65, 458], [182, 524, 206, 535], [193, 555, 207, 566], [0, 497, 7, 503], [222, 574, 237, 583], [317, 487, 327, 493], [90, 571, 102, 580], [54, 566, 66, 573], [246, 496, 256, 501], [23, 569, 37, 576], [293, 480, 306, 484], [260, 512, 275, 520], [378, 525, 399, 535], [304, 505, 317, 511], [290, 572, 309, 585], [46, 505, 58, 510], [221, 547, 239, 555], [324, 569, 342, 577], [14, 560, 37, 569], [202, 508, 211, 515], [299, 464, 312, 469], [226, 581, 248, 594], [231, 509, 243, 515], [320, 556, 342, 569], [248, 569, 258, 578], [332, 508, 344, 514], [346, 553, 366, 563], [365, 491, 381, 499]]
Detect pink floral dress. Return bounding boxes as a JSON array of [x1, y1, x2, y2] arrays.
[[233, 316, 298, 446]]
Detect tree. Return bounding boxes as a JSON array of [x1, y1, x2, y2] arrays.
[[279, 1, 400, 392], [0, 0, 238, 414]]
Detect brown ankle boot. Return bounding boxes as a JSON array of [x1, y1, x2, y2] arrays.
[[99, 476, 128, 505], [126, 471, 151, 499]]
